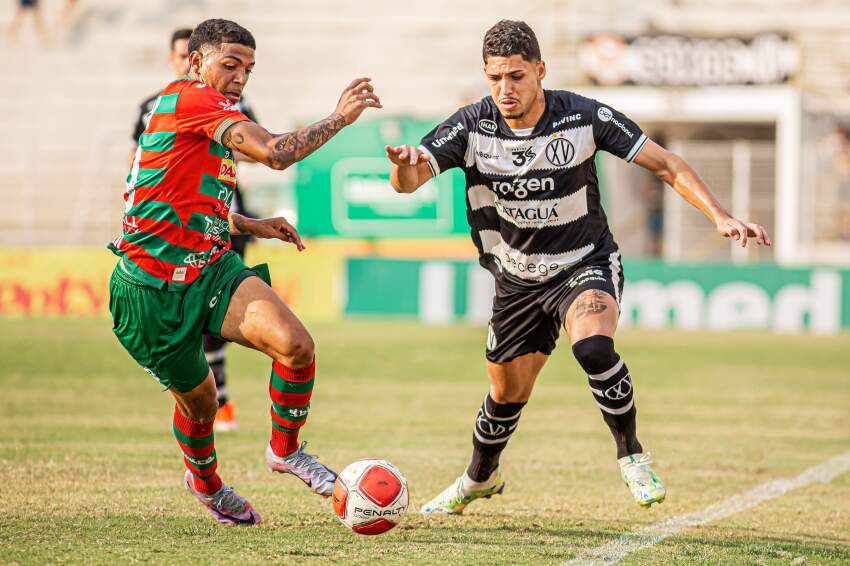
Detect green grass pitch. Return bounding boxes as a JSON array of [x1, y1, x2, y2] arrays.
[[1, 319, 849, 565]]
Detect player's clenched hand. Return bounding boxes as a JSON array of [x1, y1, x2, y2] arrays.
[[335, 77, 382, 125], [715, 214, 771, 248], [386, 145, 430, 167], [242, 217, 305, 251]]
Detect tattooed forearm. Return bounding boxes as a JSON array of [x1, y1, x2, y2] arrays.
[[574, 289, 609, 319], [268, 113, 347, 170]]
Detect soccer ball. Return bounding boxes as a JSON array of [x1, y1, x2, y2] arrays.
[[332, 459, 409, 535]]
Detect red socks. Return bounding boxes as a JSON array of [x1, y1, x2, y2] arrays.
[[172, 405, 222, 495], [269, 358, 315, 457]]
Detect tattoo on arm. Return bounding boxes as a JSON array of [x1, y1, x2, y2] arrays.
[[268, 113, 347, 169], [574, 289, 610, 320]]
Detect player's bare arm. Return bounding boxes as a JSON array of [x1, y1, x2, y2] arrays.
[[386, 145, 432, 193], [634, 140, 771, 248], [223, 78, 382, 170], [228, 212, 305, 251]]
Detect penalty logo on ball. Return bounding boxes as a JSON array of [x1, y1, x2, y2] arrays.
[[332, 459, 409, 535]]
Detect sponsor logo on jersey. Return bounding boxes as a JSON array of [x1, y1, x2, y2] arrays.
[[597, 107, 634, 138], [431, 122, 465, 148], [217, 100, 238, 111], [478, 119, 498, 135], [218, 157, 237, 183], [490, 176, 555, 199], [545, 136, 576, 166], [217, 186, 234, 208], [511, 147, 536, 166], [203, 215, 229, 242], [498, 252, 563, 277], [475, 150, 500, 160], [553, 114, 582, 128], [496, 201, 561, 223], [173, 266, 187, 281]]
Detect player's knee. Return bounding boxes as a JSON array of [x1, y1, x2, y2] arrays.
[[275, 329, 315, 368], [489, 385, 531, 404], [571, 334, 619, 374], [182, 397, 218, 424]]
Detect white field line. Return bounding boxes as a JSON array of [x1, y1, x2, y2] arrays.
[[562, 449, 850, 566]]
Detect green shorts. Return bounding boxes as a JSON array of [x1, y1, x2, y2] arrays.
[[109, 251, 270, 393]]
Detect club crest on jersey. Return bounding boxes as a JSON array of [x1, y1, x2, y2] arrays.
[[183, 252, 209, 269], [546, 135, 575, 167], [478, 119, 498, 135], [218, 157, 237, 183]]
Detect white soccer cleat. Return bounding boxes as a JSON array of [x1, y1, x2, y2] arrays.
[[420, 471, 506, 515], [619, 452, 666, 508]]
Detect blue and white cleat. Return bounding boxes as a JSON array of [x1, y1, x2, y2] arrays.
[[183, 470, 262, 525], [619, 452, 666, 508], [420, 471, 506, 515]]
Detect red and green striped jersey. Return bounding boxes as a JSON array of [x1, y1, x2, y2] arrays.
[[109, 77, 250, 289]]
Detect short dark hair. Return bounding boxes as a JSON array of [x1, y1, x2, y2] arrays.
[[482, 20, 541, 63], [170, 28, 192, 51], [188, 19, 255, 54]]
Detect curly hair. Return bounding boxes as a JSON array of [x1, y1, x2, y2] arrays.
[[482, 20, 541, 63], [188, 19, 255, 54]]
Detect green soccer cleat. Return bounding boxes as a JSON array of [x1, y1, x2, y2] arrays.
[[619, 452, 666, 508], [420, 471, 506, 515]]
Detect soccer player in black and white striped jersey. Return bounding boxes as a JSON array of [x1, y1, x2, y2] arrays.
[[387, 20, 771, 514]]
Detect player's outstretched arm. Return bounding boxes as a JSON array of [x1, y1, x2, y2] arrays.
[[386, 145, 433, 193], [634, 140, 771, 248], [228, 212, 305, 251], [222, 78, 382, 171]]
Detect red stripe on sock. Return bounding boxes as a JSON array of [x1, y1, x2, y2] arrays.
[[270, 426, 300, 457], [191, 471, 223, 494], [269, 389, 312, 407], [173, 405, 221, 495], [173, 405, 214, 437], [272, 358, 315, 382]]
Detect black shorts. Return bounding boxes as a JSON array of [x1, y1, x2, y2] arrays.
[[485, 247, 624, 364]]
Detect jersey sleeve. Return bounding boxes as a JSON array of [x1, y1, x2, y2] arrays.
[[418, 108, 471, 176], [176, 83, 251, 144], [591, 101, 648, 163]]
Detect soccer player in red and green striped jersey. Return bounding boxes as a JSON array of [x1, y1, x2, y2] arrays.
[[108, 18, 382, 525]]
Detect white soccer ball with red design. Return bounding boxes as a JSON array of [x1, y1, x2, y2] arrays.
[[332, 459, 409, 535]]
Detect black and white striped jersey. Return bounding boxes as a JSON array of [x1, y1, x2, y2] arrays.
[[418, 90, 647, 286]]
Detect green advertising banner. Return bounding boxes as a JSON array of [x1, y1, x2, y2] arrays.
[[345, 257, 850, 334], [295, 118, 468, 238]]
